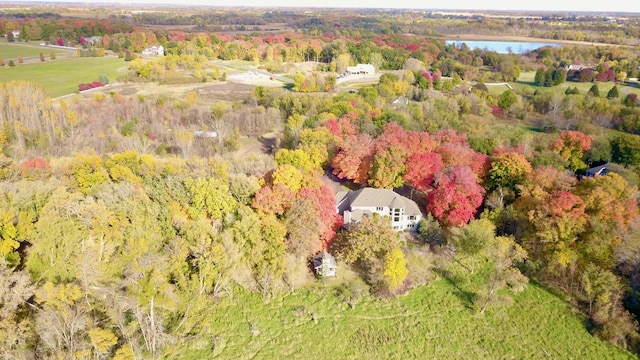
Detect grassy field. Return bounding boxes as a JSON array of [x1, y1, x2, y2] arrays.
[[0, 57, 128, 97], [0, 43, 67, 59], [509, 71, 640, 97], [172, 278, 633, 359]]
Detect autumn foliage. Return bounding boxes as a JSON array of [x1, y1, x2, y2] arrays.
[[20, 158, 50, 180], [426, 166, 486, 227], [551, 130, 592, 171], [78, 81, 105, 92]]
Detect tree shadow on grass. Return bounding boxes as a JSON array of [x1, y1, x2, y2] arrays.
[[433, 267, 476, 310]]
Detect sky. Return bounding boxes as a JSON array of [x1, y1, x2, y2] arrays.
[[203, 0, 640, 12], [19, 0, 640, 13]]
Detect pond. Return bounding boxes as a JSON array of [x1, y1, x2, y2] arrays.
[[445, 40, 561, 54]]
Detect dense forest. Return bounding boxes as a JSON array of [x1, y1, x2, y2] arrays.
[[2, 5, 640, 359]]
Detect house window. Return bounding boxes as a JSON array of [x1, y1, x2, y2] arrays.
[[409, 215, 416, 220], [376, 207, 384, 211], [394, 217, 400, 222]]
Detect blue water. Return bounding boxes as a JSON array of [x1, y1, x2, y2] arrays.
[[445, 40, 560, 54]]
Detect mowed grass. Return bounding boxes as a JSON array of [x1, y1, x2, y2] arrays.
[[0, 43, 67, 59], [511, 71, 640, 96], [0, 57, 128, 97], [172, 278, 633, 359]]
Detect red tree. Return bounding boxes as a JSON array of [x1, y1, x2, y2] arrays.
[[331, 133, 375, 184], [426, 166, 485, 227], [403, 152, 443, 191], [298, 185, 343, 249], [252, 184, 295, 216]]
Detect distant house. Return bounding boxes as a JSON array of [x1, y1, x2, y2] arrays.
[[584, 163, 610, 178], [86, 36, 103, 46], [313, 251, 337, 278], [345, 63, 375, 76], [194, 131, 218, 138], [335, 188, 422, 232], [142, 45, 164, 56], [392, 96, 409, 107], [566, 64, 596, 72], [5, 30, 19, 39]]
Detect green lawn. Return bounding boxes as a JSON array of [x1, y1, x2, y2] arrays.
[[172, 278, 633, 359], [0, 57, 128, 97], [0, 43, 67, 59], [511, 71, 640, 96]]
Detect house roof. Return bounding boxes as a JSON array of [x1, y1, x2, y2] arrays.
[[346, 64, 375, 72], [313, 251, 337, 268], [585, 163, 609, 177], [341, 188, 421, 216], [346, 209, 373, 223]]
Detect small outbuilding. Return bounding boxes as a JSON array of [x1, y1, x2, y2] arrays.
[[313, 251, 337, 278]]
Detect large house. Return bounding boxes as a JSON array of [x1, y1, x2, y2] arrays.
[[335, 188, 422, 231], [345, 63, 375, 76], [142, 45, 164, 56]]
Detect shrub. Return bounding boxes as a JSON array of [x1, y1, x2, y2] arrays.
[[0, 58, 4, 66], [39, 53, 45, 62], [624, 93, 638, 107], [20, 158, 51, 180], [8, 60, 15, 67], [17, 56, 23, 64], [50, 52, 56, 60], [98, 74, 110, 84], [78, 81, 105, 92], [490, 105, 504, 117]]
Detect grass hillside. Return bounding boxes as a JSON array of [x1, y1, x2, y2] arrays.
[[0, 56, 127, 97], [173, 278, 633, 359]]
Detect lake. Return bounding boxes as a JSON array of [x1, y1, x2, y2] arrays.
[[445, 40, 560, 54]]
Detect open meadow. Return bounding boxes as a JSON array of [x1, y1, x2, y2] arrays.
[[0, 56, 128, 97], [0, 43, 67, 59], [504, 71, 640, 97], [173, 279, 633, 359]]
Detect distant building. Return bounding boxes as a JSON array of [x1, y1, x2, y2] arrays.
[[142, 45, 164, 56], [86, 36, 103, 46], [5, 30, 19, 38], [392, 96, 409, 107], [335, 188, 422, 232], [584, 163, 610, 178], [566, 64, 596, 72], [194, 131, 218, 138], [345, 63, 375, 76], [313, 251, 337, 278]]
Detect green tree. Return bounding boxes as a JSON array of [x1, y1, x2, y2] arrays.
[[184, 177, 238, 221], [477, 235, 528, 314], [607, 85, 620, 99], [338, 213, 399, 265], [450, 218, 496, 273], [368, 146, 407, 189], [488, 150, 532, 200], [498, 90, 517, 110]]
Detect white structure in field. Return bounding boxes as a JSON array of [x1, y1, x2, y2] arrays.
[[345, 63, 375, 76], [335, 188, 422, 232], [142, 45, 164, 56]]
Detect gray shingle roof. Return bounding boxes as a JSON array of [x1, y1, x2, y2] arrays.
[[343, 188, 421, 216]]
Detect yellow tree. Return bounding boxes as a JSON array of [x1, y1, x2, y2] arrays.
[[383, 248, 408, 292]]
